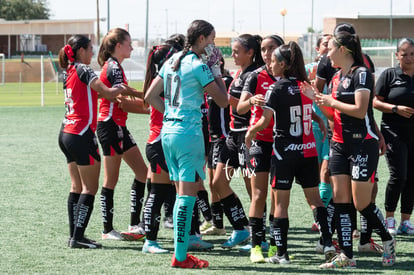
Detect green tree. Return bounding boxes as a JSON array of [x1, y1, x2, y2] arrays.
[[0, 0, 49, 20]]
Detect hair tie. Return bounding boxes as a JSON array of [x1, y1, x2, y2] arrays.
[[64, 45, 75, 62], [274, 47, 289, 65]]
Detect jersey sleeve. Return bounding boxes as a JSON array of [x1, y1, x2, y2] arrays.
[[264, 82, 279, 112], [242, 71, 258, 95], [193, 60, 214, 87], [76, 64, 98, 86], [352, 67, 373, 93], [375, 68, 393, 98], [107, 61, 124, 87]]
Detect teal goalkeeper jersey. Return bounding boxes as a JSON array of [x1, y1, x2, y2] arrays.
[[159, 51, 214, 135]]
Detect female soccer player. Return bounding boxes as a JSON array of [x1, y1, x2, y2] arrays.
[[96, 28, 148, 241], [374, 37, 414, 236], [212, 34, 264, 249], [245, 41, 334, 265], [306, 29, 396, 268], [237, 35, 284, 262], [145, 20, 228, 268], [58, 35, 139, 248]]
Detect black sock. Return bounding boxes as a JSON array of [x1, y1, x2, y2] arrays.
[[273, 218, 289, 256], [190, 202, 200, 235], [100, 187, 114, 233], [211, 202, 224, 229], [163, 184, 176, 218], [269, 214, 275, 246], [249, 217, 263, 247], [350, 201, 357, 232], [313, 206, 332, 247], [327, 199, 335, 234], [334, 203, 353, 259], [360, 203, 392, 241], [146, 178, 151, 194], [360, 212, 371, 245], [197, 190, 212, 221], [143, 183, 166, 241], [262, 204, 267, 243], [130, 179, 146, 226], [67, 192, 80, 237], [73, 194, 95, 240], [221, 193, 247, 230], [234, 194, 249, 227]]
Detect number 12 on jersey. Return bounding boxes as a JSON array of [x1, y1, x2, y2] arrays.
[[165, 74, 181, 107]]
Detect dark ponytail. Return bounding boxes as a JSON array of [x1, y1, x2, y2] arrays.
[[234, 34, 265, 67], [58, 35, 90, 69], [173, 20, 214, 72], [332, 31, 364, 67], [274, 41, 308, 82]]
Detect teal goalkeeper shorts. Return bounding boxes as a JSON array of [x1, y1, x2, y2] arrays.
[[161, 133, 206, 182]]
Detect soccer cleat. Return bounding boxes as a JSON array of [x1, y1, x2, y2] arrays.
[[239, 241, 269, 252], [188, 234, 214, 251], [268, 245, 277, 258], [324, 245, 337, 262], [386, 217, 397, 236], [319, 252, 356, 268], [358, 238, 383, 254], [199, 220, 213, 232], [352, 229, 360, 239], [121, 231, 145, 241], [128, 224, 146, 235], [102, 230, 124, 241], [69, 238, 102, 249], [221, 229, 250, 248], [397, 220, 414, 235], [311, 222, 319, 232], [265, 252, 290, 264], [382, 237, 396, 267], [142, 240, 169, 254], [164, 216, 174, 229], [201, 225, 226, 236], [171, 253, 209, 269], [250, 245, 265, 263]]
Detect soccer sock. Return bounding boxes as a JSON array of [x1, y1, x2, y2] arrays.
[[221, 193, 246, 230], [143, 183, 166, 241], [146, 178, 151, 194], [360, 203, 392, 242], [211, 201, 224, 229], [327, 199, 335, 234], [350, 201, 357, 233], [73, 194, 95, 241], [67, 192, 80, 237], [319, 182, 333, 207], [334, 203, 353, 259], [272, 217, 289, 256], [164, 184, 176, 218], [235, 194, 249, 227], [313, 206, 332, 247], [359, 213, 372, 245], [130, 179, 146, 226], [100, 187, 114, 233], [190, 202, 200, 235], [174, 195, 196, 262], [262, 204, 267, 243], [197, 190, 212, 222], [269, 214, 276, 246], [249, 217, 263, 247]]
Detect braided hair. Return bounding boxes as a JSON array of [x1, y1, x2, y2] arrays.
[[173, 20, 214, 72]]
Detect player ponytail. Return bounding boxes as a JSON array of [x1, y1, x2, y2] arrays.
[[58, 35, 90, 69], [274, 41, 308, 82], [234, 34, 265, 68], [98, 28, 130, 67], [332, 31, 364, 67], [173, 20, 214, 72]]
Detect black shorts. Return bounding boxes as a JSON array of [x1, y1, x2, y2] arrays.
[[96, 118, 136, 156], [218, 130, 247, 168], [270, 155, 320, 190], [146, 140, 169, 174], [203, 119, 210, 157], [246, 139, 272, 173], [58, 127, 101, 165], [329, 139, 378, 182], [208, 138, 226, 169]]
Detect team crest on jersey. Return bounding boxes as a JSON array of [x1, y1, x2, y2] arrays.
[[359, 71, 367, 85], [288, 86, 294, 95], [342, 78, 350, 89]]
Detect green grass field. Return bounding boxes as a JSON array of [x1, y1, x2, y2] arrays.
[[1, 83, 413, 274]]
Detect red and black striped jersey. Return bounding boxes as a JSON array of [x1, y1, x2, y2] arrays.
[[62, 62, 98, 135], [242, 65, 277, 142], [264, 78, 317, 160], [329, 66, 378, 143], [98, 57, 128, 126]]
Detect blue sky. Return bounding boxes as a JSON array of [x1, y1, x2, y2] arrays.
[[48, 0, 413, 39]]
